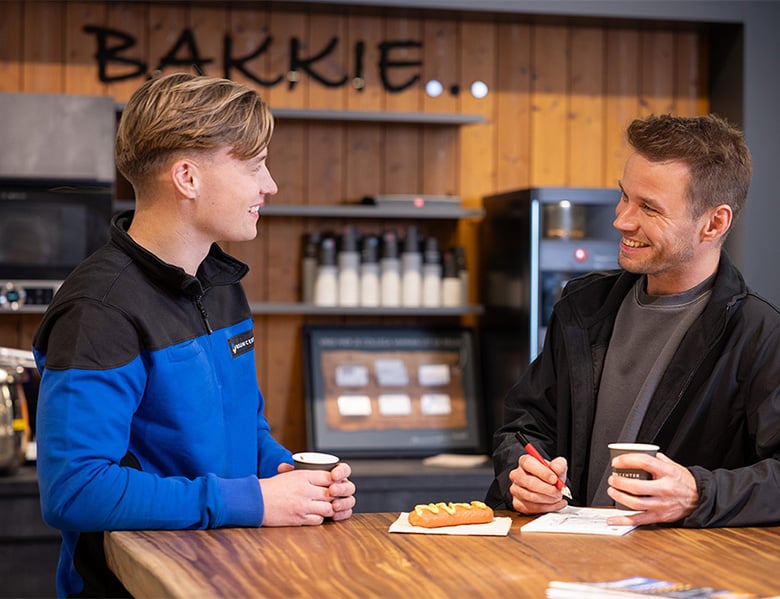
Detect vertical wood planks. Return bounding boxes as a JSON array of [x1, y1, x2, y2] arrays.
[[266, 314, 306, 451], [458, 18, 496, 307], [265, 7, 306, 110], [64, 2, 107, 96], [0, 1, 23, 91], [105, 2, 147, 104], [22, 1, 65, 92], [568, 26, 605, 187], [189, 2, 228, 78], [383, 13, 422, 197], [345, 13, 383, 203], [422, 17, 458, 196], [530, 24, 568, 186], [639, 30, 675, 116], [675, 31, 709, 117], [495, 20, 532, 193], [148, 3, 190, 77], [0, 317, 21, 351], [306, 12, 348, 111], [604, 28, 640, 187], [458, 18, 496, 199]]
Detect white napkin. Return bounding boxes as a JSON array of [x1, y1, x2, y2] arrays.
[[388, 512, 512, 536]]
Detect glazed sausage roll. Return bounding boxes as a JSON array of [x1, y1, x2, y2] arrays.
[[407, 501, 494, 528]]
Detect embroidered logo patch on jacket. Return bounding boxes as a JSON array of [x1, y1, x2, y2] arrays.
[[228, 330, 254, 358]]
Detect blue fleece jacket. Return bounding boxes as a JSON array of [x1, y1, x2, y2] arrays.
[[33, 212, 292, 597]]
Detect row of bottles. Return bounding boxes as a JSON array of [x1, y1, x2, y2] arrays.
[[302, 225, 469, 308]]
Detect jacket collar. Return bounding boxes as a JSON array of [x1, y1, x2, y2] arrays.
[[562, 250, 747, 331], [110, 211, 249, 298]]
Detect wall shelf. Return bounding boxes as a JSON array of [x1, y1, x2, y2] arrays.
[[248, 302, 483, 316], [260, 204, 483, 219]]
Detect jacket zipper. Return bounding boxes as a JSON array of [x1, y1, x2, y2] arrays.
[[194, 296, 213, 335], [652, 304, 731, 437]]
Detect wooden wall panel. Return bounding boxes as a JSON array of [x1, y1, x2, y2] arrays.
[[22, 1, 65, 92], [458, 19, 496, 308], [0, 1, 23, 91], [344, 14, 383, 205], [307, 13, 348, 111], [604, 28, 640, 187], [383, 13, 423, 113], [148, 4, 189, 77], [105, 2, 147, 103], [382, 122, 420, 194], [0, 318, 21, 350], [568, 26, 605, 187], [0, 1, 711, 449], [640, 30, 675, 116], [189, 3, 228, 78], [265, 8, 305, 109], [530, 24, 568, 186], [383, 14, 423, 198], [422, 18, 457, 115], [266, 315, 305, 450], [421, 18, 458, 196], [495, 20, 532, 193], [458, 17, 498, 201], [675, 32, 709, 117], [65, 2, 108, 96], [346, 13, 383, 112], [227, 4, 269, 86]]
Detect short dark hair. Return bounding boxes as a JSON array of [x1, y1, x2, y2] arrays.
[[627, 114, 752, 225]]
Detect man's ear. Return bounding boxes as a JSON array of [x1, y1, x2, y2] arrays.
[[171, 159, 199, 199], [701, 204, 732, 243]]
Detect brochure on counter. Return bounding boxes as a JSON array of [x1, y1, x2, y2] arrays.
[[546, 576, 763, 598]]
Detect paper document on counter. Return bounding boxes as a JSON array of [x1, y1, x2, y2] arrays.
[[546, 576, 761, 598], [521, 506, 639, 536]]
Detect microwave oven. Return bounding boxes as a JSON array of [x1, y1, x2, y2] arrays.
[[0, 179, 113, 312]]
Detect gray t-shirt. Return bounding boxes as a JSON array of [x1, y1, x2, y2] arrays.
[[587, 274, 714, 505]]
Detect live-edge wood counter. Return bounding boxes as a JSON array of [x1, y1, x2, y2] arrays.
[[105, 512, 780, 598]]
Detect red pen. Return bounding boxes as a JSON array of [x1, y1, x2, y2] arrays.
[[515, 431, 573, 500]]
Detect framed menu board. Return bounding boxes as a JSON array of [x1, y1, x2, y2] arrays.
[[303, 326, 484, 458]]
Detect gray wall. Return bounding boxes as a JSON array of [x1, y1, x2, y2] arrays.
[[281, 0, 780, 306]]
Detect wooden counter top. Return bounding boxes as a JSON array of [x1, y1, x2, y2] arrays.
[[105, 512, 780, 597]]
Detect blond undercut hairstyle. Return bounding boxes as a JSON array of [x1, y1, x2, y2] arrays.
[[115, 72, 274, 189], [626, 114, 752, 232]]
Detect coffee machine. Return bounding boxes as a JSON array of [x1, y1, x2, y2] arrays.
[[0, 347, 35, 473], [479, 187, 621, 434]]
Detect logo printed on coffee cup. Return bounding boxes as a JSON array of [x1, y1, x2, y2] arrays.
[[608, 443, 659, 510]]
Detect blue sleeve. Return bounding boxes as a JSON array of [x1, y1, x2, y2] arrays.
[[35, 357, 264, 532]]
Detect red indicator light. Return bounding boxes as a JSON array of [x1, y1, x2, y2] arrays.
[[574, 248, 588, 262]]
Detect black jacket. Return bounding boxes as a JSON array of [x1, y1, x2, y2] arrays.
[[486, 251, 780, 527]]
